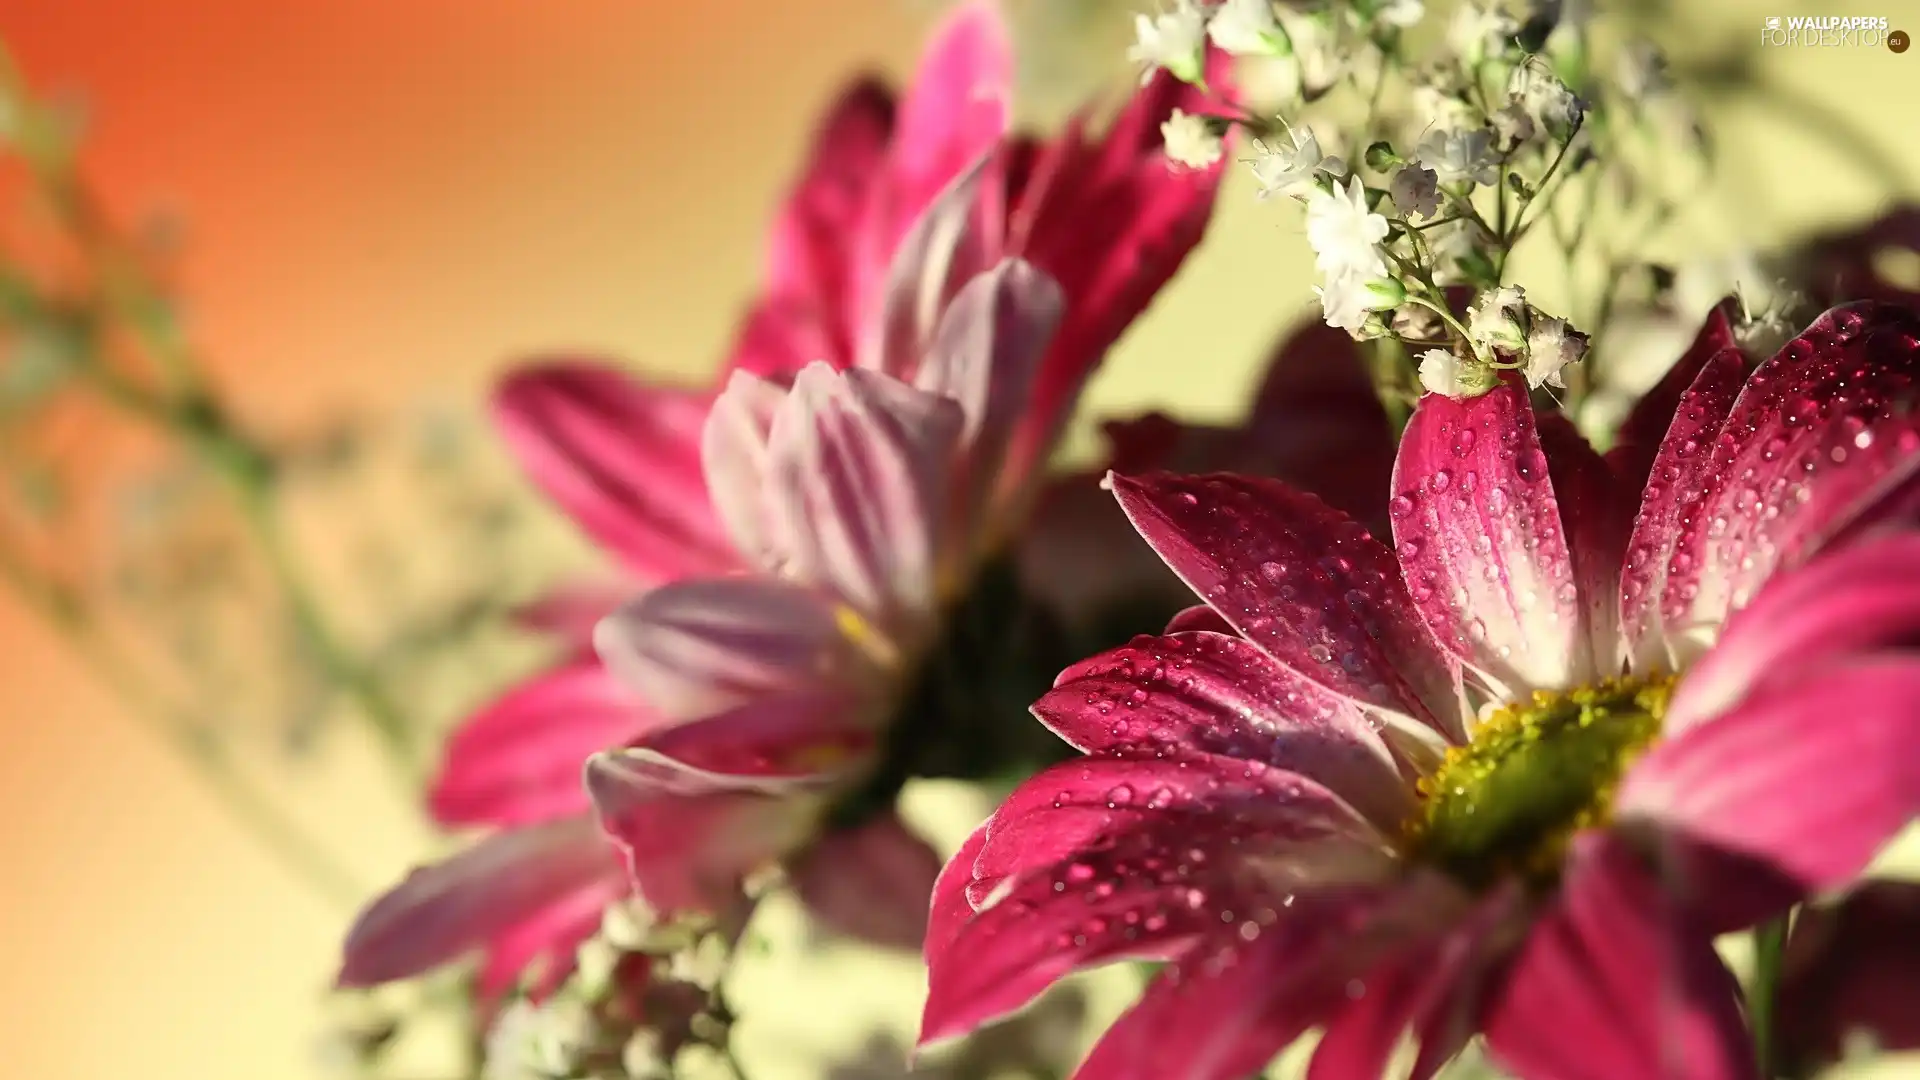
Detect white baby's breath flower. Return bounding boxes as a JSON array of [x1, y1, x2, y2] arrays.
[[1524, 315, 1588, 389], [1305, 177, 1390, 279], [1207, 0, 1286, 57], [574, 936, 621, 999], [1129, 2, 1209, 85], [1447, 1, 1519, 63], [600, 899, 654, 951], [1281, 9, 1345, 98], [1430, 217, 1496, 284], [1417, 127, 1499, 187], [486, 998, 596, 1080], [1393, 303, 1444, 341], [1509, 64, 1582, 135], [622, 1031, 671, 1080], [1374, 0, 1426, 28], [1468, 285, 1530, 353], [1419, 348, 1476, 397], [1489, 102, 1535, 149], [1409, 78, 1480, 130], [1162, 109, 1224, 169], [1389, 164, 1441, 219], [1315, 272, 1375, 331], [1249, 125, 1325, 199]]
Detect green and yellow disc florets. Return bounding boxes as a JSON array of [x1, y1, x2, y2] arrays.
[[1402, 675, 1678, 888]]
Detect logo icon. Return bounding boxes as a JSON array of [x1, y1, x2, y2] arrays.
[[1766, 16, 1781, 29], [1893, 28, 1912, 52]]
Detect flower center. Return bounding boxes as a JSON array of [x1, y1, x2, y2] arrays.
[[1400, 675, 1677, 889]]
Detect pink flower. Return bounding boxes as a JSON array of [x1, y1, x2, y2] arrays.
[[920, 301, 1920, 1080], [340, 0, 1231, 1000]]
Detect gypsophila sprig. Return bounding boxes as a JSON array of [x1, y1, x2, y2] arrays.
[[1126, 0, 1740, 409]]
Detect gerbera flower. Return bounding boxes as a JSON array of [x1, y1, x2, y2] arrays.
[[339, 0, 1231, 999], [921, 300, 1920, 1079]]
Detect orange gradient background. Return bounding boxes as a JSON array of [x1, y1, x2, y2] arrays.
[[1, 1, 1917, 1078]]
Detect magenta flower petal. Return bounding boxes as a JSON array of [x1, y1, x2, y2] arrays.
[[1164, 604, 1234, 634], [916, 258, 1063, 520], [339, 817, 618, 990], [1539, 413, 1637, 677], [508, 580, 632, 654], [1779, 879, 1920, 1069], [1616, 338, 1758, 669], [474, 871, 623, 1004], [766, 362, 966, 623], [923, 807, 1396, 1048], [924, 824, 990, 972], [492, 362, 739, 583], [1110, 472, 1460, 742], [789, 810, 945, 950], [585, 738, 855, 916], [429, 660, 657, 828], [851, 0, 1012, 337], [702, 369, 790, 572], [1616, 656, 1920, 893], [965, 750, 1387, 912], [1030, 631, 1413, 828], [1606, 299, 1744, 496], [1666, 532, 1920, 734], [1068, 877, 1463, 1080], [863, 159, 1008, 380], [919, 830, 1253, 1049], [1630, 303, 1920, 667], [762, 77, 896, 334], [1003, 60, 1230, 484], [1483, 832, 1757, 1080], [593, 575, 858, 722], [1067, 932, 1334, 1080], [1392, 376, 1591, 695]]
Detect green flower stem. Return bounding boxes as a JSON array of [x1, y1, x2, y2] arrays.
[[0, 530, 363, 907], [71, 304, 420, 776], [1751, 916, 1790, 1078]]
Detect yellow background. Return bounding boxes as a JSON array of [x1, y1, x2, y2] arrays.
[[0, 1, 1916, 1077]]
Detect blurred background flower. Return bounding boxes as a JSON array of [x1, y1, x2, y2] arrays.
[[0, 1, 1916, 1078]]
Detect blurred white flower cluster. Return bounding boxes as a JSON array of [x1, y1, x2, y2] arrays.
[[1127, 0, 1738, 403]]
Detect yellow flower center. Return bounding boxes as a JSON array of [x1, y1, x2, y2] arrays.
[[1400, 675, 1677, 888]]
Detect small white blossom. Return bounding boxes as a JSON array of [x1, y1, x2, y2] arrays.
[[1316, 272, 1375, 332], [1417, 127, 1499, 186], [1249, 125, 1325, 198], [622, 1031, 671, 1080], [1393, 303, 1444, 340], [1161, 109, 1224, 169], [1419, 348, 1476, 397], [486, 998, 597, 1080], [600, 899, 654, 951], [1410, 78, 1480, 129], [1508, 64, 1582, 135], [1430, 218, 1496, 284], [1389, 164, 1441, 219], [1374, 0, 1426, 29], [1524, 316, 1588, 389], [1129, 2, 1209, 85], [1468, 285, 1529, 353], [1489, 102, 1535, 149], [575, 936, 622, 999], [1448, 1, 1519, 63], [1207, 0, 1285, 57], [1274, 10, 1344, 99], [1305, 177, 1390, 279]]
